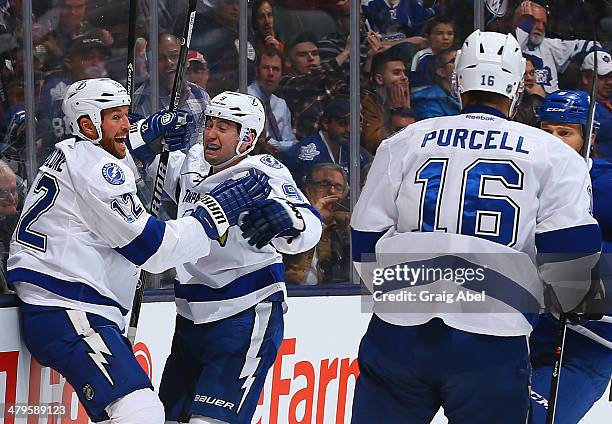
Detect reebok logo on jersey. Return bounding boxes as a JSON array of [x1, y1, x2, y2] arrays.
[[102, 163, 125, 185], [193, 394, 235, 410]]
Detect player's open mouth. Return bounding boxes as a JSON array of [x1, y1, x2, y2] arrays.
[[206, 144, 221, 151], [114, 136, 126, 144]]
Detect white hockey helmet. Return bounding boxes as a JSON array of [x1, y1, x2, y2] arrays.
[[205, 91, 265, 159], [454, 30, 526, 115], [62, 78, 131, 144]]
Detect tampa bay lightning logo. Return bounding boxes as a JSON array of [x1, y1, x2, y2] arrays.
[[260, 155, 283, 169], [102, 163, 125, 185]]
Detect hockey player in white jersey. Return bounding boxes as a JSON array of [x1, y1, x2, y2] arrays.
[[128, 91, 322, 424], [350, 31, 601, 423], [7, 78, 271, 423]]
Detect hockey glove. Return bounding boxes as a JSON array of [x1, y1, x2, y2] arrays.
[[239, 198, 306, 249], [127, 109, 194, 165], [191, 169, 271, 245]]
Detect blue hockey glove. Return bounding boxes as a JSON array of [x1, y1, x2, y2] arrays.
[[239, 198, 305, 249], [191, 169, 271, 245], [127, 109, 194, 165]]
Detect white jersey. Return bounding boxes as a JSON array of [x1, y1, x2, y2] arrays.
[[515, 27, 597, 93], [8, 138, 212, 328], [351, 106, 600, 337], [158, 147, 322, 323]]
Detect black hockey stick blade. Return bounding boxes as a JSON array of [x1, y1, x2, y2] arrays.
[[546, 313, 568, 424]]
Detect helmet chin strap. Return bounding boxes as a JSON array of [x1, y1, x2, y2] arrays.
[[208, 135, 254, 170]]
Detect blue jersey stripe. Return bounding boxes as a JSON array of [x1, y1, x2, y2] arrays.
[[115, 216, 166, 266], [351, 228, 386, 262], [174, 263, 285, 302], [7, 268, 129, 315], [535, 224, 601, 262], [373, 255, 540, 324]]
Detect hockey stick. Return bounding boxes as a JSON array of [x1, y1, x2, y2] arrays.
[[126, 0, 138, 105], [125, 0, 142, 347], [127, 0, 197, 346], [545, 313, 567, 424], [546, 3, 601, 417], [582, 28, 598, 161]]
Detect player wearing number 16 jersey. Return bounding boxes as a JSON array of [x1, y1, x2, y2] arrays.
[[7, 79, 270, 423], [350, 31, 601, 423]]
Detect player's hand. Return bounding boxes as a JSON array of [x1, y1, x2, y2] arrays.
[[565, 278, 606, 323], [239, 198, 306, 249], [127, 109, 194, 164], [191, 169, 271, 245]]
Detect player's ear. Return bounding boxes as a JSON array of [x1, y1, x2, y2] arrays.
[[78, 116, 98, 139]]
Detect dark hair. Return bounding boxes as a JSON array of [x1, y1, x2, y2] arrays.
[[422, 16, 456, 37], [286, 31, 319, 53], [251, 0, 275, 36], [462, 90, 508, 107], [255, 45, 283, 66], [305, 163, 348, 191], [370, 50, 406, 78], [429, 48, 457, 82], [523, 53, 536, 65]]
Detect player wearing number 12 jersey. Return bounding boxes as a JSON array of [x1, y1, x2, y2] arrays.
[[6, 79, 270, 423], [350, 31, 601, 423]]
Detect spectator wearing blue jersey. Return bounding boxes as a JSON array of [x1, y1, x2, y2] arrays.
[[411, 48, 460, 120], [410, 16, 456, 89], [579, 51, 612, 161], [531, 90, 612, 424], [282, 97, 371, 187], [363, 0, 438, 38]]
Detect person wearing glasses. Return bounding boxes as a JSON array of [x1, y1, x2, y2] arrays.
[[284, 163, 350, 285], [411, 47, 460, 120]]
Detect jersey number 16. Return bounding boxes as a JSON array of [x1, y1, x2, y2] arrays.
[[414, 158, 524, 247]]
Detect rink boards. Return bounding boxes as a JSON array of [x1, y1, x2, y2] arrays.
[[0, 295, 610, 423]]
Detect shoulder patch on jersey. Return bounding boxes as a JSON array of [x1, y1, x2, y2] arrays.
[[102, 163, 125, 185], [282, 183, 303, 201], [260, 155, 283, 169]]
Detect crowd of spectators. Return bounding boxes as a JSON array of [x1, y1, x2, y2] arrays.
[[1, 0, 611, 290]]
